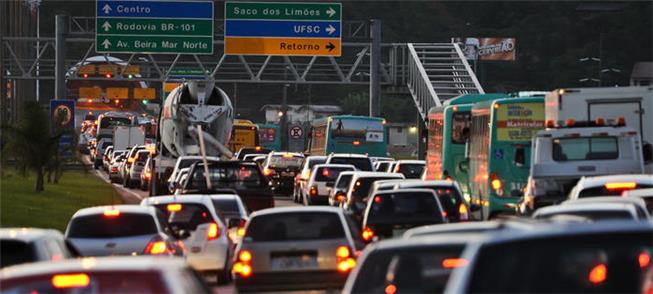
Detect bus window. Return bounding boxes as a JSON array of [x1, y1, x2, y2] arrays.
[[451, 112, 472, 144], [330, 118, 383, 141]]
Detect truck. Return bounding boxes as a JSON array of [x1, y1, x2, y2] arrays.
[[518, 86, 652, 214], [112, 126, 145, 151], [92, 112, 135, 169]]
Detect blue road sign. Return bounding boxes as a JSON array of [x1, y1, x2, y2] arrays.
[[225, 20, 340, 38], [50, 100, 76, 130], [96, 0, 212, 18]]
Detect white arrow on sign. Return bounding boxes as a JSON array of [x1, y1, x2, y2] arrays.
[[101, 21, 112, 32], [326, 7, 336, 17], [101, 39, 112, 49], [102, 4, 112, 14], [326, 25, 336, 35]]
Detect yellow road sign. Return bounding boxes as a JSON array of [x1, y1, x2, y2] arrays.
[[133, 88, 156, 100], [106, 87, 129, 99], [225, 37, 341, 56], [79, 87, 102, 99]]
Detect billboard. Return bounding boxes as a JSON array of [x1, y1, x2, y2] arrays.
[[454, 37, 516, 61]]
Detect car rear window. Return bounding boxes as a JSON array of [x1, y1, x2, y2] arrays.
[[268, 155, 303, 169], [397, 164, 425, 179], [187, 164, 265, 190], [330, 157, 373, 171], [376, 162, 390, 172], [0, 240, 36, 268], [67, 213, 158, 238], [246, 212, 345, 241], [136, 151, 149, 162], [367, 192, 444, 225], [406, 185, 465, 222], [352, 177, 398, 200], [307, 158, 326, 169], [578, 185, 653, 198], [1, 270, 169, 293], [336, 174, 353, 189], [468, 232, 652, 293], [315, 166, 354, 182], [212, 199, 241, 215], [352, 245, 465, 293], [153, 203, 215, 231]]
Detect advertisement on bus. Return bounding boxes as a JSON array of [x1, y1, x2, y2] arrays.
[[496, 103, 544, 141]]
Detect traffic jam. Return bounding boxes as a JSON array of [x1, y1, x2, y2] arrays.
[[2, 84, 652, 293]]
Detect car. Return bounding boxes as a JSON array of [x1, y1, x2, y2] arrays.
[[329, 171, 357, 206], [373, 160, 393, 173], [303, 164, 356, 206], [343, 234, 486, 294], [141, 195, 233, 284], [294, 155, 328, 203], [236, 146, 273, 160], [567, 174, 653, 200], [403, 220, 519, 238], [624, 188, 653, 214], [444, 221, 653, 293], [0, 256, 211, 293], [101, 145, 114, 170], [121, 145, 146, 188], [182, 161, 274, 212], [232, 207, 365, 292], [391, 160, 426, 179], [108, 152, 127, 183], [140, 154, 153, 191], [243, 153, 266, 162], [167, 156, 221, 194], [126, 150, 150, 188], [343, 172, 405, 221], [208, 194, 249, 243], [361, 189, 447, 242], [532, 203, 643, 221], [385, 161, 398, 173], [0, 228, 79, 269], [561, 196, 650, 219], [262, 152, 305, 196], [65, 205, 180, 257], [169, 167, 190, 194], [326, 154, 374, 171]]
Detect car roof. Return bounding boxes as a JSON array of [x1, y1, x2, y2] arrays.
[[306, 156, 327, 160], [313, 164, 356, 169], [0, 228, 64, 242], [577, 174, 653, 188], [71, 205, 156, 218], [141, 195, 214, 206], [351, 171, 405, 179], [403, 221, 509, 238], [562, 196, 647, 207], [177, 155, 221, 161], [397, 180, 458, 188], [624, 188, 653, 198], [270, 151, 304, 157], [0, 256, 187, 279], [534, 202, 636, 215], [207, 194, 242, 201], [370, 233, 487, 251], [250, 206, 343, 218], [328, 153, 369, 158], [395, 160, 426, 164], [374, 188, 438, 197]]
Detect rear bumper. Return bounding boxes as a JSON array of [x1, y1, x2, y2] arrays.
[[235, 270, 348, 292], [186, 242, 230, 272]]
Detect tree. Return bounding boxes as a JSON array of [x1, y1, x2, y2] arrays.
[[339, 92, 369, 116], [2, 101, 72, 192]]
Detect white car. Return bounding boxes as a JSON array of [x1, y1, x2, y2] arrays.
[[533, 202, 641, 221], [561, 196, 650, 219], [567, 174, 653, 200], [392, 160, 426, 179], [168, 156, 221, 193], [343, 172, 405, 220], [325, 153, 374, 171], [0, 228, 78, 268], [169, 167, 190, 193], [303, 164, 356, 206], [127, 150, 150, 187], [108, 151, 127, 183], [624, 188, 653, 214], [0, 256, 211, 293], [328, 171, 357, 206], [293, 156, 328, 203], [141, 195, 232, 284], [208, 194, 249, 243]]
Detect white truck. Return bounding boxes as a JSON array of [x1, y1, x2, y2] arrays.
[[112, 126, 145, 152], [519, 86, 652, 214]]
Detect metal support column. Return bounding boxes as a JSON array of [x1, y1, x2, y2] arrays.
[[55, 15, 68, 101], [280, 84, 289, 151], [369, 19, 381, 117]]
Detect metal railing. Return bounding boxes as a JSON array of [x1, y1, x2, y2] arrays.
[[406, 43, 441, 120]]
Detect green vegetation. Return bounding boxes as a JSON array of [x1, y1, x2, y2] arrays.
[[0, 170, 121, 232]]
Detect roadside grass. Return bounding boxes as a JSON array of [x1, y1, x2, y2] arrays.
[[1, 169, 122, 232]]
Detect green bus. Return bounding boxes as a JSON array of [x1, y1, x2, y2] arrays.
[[257, 123, 281, 151], [425, 94, 506, 198], [308, 115, 387, 157], [468, 96, 545, 219]]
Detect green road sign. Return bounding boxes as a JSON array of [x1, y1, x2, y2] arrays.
[[225, 2, 341, 20], [96, 0, 214, 54]]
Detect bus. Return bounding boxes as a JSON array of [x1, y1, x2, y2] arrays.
[[227, 119, 260, 153], [93, 111, 136, 168], [425, 94, 506, 195], [468, 96, 545, 219], [308, 115, 387, 157], [257, 123, 281, 151]]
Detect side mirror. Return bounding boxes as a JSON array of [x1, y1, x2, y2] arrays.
[[325, 182, 334, 188]]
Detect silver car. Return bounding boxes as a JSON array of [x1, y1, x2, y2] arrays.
[[0, 228, 78, 268], [304, 164, 356, 206], [329, 171, 356, 206], [141, 195, 232, 284], [127, 150, 150, 186], [233, 206, 365, 292], [65, 205, 179, 257]]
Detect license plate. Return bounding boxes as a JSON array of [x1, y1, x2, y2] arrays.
[[270, 255, 317, 269]]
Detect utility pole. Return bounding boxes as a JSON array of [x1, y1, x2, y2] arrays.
[[369, 19, 381, 117], [280, 83, 289, 151], [55, 15, 68, 101]]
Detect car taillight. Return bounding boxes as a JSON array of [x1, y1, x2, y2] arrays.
[[458, 204, 469, 221], [103, 209, 120, 217], [336, 246, 356, 272], [111, 167, 118, 172], [588, 263, 607, 284], [167, 203, 182, 212], [310, 186, 318, 197], [605, 182, 637, 190], [640, 252, 651, 269], [362, 227, 375, 242], [385, 284, 397, 294], [144, 171, 151, 179], [52, 273, 90, 289], [263, 168, 275, 176], [207, 222, 220, 240], [144, 237, 169, 255], [335, 193, 346, 203], [442, 258, 468, 269], [233, 250, 253, 278]]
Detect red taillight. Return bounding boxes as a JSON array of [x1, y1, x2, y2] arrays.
[[353, 140, 361, 146], [207, 222, 220, 240], [103, 209, 120, 217], [374, 196, 382, 203], [167, 203, 182, 212], [233, 250, 253, 278], [336, 246, 350, 258], [111, 167, 118, 172], [362, 227, 375, 242], [442, 258, 468, 269], [335, 193, 346, 203], [336, 246, 356, 272], [385, 284, 397, 294], [458, 204, 469, 221], [640, 252, 651, 269], [588, 263, 607, 284], [52, 273, 90, 289], [322, 169, 330, 177], [239, 250, 252, 262], [263, 168, 275, 176], [143, 171, 151, 179], [310, 186, 318, 197], [144, 240, 168, 255]]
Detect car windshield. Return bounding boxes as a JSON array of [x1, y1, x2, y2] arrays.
[[367, 192, 444, 226], [352, 177, 398, 200], [153, 203, 214, 232], [187, 164, 265, 190], [315, 166, 354, 182], [352, 245, 465, 293], [397, 164, 425, 179], [579, 185, 653, 198], [0, 240, 36, 268], [267, 155, 303, 169], [330, 157, 372, 171], [246, 212, 345, 241], [67, 213, 158, 238], [468, 232, 652, 293], [552, 137, 619, 161]]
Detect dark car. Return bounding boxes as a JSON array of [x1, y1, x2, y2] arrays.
[[262, 152, 305, 196], [182, 161, 274, 212]]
